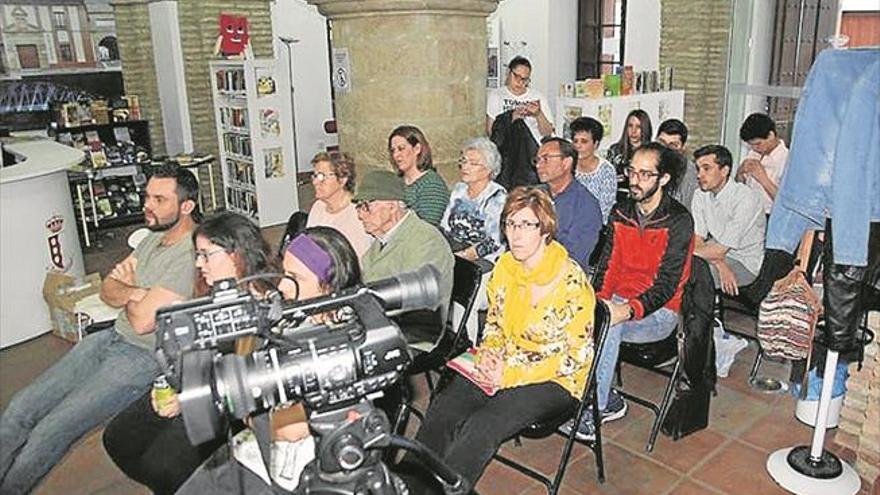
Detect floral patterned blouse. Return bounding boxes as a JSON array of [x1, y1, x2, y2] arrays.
[[480, 257, 596, 398]]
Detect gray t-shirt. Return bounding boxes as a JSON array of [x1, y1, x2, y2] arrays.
[[115, 231, 196, 349], [691, 178, 765, 276]]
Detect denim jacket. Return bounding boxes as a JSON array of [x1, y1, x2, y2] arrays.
[[766, 48, 880, 266]]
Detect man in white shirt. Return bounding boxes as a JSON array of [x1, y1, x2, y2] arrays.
[[692, 145, 766, 295], [736, 113, 789, 215], [486, 56, 554, 144]]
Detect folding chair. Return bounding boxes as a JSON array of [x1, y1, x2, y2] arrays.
[[491, 301, 612, 493]]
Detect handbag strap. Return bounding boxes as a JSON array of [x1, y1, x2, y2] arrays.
[[795, 230, 816, 273]]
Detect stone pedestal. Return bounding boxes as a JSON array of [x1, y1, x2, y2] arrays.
[[308, 0, 499, 184]]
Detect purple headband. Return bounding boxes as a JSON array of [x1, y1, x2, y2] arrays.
[[286, 234, 333, 284]]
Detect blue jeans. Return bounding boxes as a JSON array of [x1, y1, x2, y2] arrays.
[[0, 329, 160, 494], [595, 296, 679, 410]]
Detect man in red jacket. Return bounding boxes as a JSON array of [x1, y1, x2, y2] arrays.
[[562, 142, 695, 440]]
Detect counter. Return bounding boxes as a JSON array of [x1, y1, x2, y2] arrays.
[[1, 138, 86, 348]]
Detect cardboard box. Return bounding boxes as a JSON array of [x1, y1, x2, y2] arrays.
[[42, 272, 106, 342]]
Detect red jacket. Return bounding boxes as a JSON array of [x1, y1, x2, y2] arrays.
[[594, 193, 694, 319]]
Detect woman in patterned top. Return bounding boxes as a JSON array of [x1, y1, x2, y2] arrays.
[[440, 137, 507, 263], [408, 187, 595, 489], [571, 116, 617, 223], [388, 125, 450, 226]]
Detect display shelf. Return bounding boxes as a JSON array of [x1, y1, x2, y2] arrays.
[[210, 59, 298, 227]]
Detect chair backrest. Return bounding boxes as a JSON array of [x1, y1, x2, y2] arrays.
[[578, 300, 611, 403], [446, 256, 484, 352]]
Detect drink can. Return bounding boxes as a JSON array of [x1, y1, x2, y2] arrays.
[[153, 375, 175, 410]]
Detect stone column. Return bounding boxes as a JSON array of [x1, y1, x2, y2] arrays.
[[308, 0, 499, 184]]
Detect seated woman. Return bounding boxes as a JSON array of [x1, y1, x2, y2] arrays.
[[176, 226, 362, 494], [440, 137, 507, 265], [606, 109, 653, 177], [407, 186, 596, 489], [388, 125, 450, 226], [571, 116, 617, 224], [102, 210, 276, 495], [306, 151, 373, 258]]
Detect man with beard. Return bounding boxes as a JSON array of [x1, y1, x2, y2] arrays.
[[0, 165, 199, 494], [560, 142, 694, 440]]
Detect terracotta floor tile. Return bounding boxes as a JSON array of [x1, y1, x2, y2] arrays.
[[612, 414, 728, 474], [555, 442, 680, 495], [664, 478, 727, 495], [739, 398, 815, 453], [497, 435, 591, 478], [477, 458, 545, 495], [707, 385, 773, 437], [692, 440, 789, 495]]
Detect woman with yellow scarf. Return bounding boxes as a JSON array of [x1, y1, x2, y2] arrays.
[[409, 186, 596, 490]]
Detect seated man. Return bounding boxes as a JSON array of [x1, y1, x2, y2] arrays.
[[535, 136, 602, 270], [692, 144, 766, 294], [355, 169, 455, 338], [657, 118, 698, 212], [0, 164, 199, 494], [563, 142, 694, 440], [736, 113, 789, 216]]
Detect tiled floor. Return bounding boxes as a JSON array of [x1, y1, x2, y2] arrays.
[[3, 322, 871, 494]]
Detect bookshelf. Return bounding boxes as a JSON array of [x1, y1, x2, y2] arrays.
[[210, 59, 298, 227]]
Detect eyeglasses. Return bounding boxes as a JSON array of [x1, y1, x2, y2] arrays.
[[510, 71, 531, 85], [311, 171, 338, 182], [457, 156, 485, 168], [355, 201, 374, 213], [624, 166, 661, 182], [532, 154, 564, 166], [503, 220, 541, 232], [195, 248, 227, 262]]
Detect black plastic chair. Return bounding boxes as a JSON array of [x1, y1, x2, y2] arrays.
[[393, 257, 483, 432], [491, 301, 612, 493]]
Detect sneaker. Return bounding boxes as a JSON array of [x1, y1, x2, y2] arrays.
[[601, 390, 628, 423], [558, 414, 597, 442]]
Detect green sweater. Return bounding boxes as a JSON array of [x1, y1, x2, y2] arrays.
[[362, 212, 454, 317], [404, 169, 450, 226]]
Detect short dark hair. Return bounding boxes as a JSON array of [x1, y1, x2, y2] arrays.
[[657, 119, 688, 144], [693, 144, 734, 173], [149, 163, 201, 222], [299, 226, 362, 293], [739, 113, 776, 141], [508, 56, 532, 72], [194, 210, 276, 292], [569, 116, 604, 143], [540, 136, 578, 172], [634, 142, 682, 193]]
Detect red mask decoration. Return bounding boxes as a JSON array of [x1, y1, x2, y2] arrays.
[[218, 14, 249, 56]]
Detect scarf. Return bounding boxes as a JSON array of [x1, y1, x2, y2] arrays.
[[494, 240, 569, 344]]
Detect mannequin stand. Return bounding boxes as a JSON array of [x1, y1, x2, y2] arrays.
[[766, 349, 860, 494]]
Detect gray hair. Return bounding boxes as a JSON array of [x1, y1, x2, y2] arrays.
[[461, 137, 502, 179]]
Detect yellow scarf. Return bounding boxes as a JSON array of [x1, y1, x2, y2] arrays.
[[494, 240, 569, 343]]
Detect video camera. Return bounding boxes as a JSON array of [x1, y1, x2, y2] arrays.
[[153, 265, 442, 446]]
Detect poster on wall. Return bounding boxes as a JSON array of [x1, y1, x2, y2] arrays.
[[598, 104, 613, 139], [332, 48, 352, 94], [259, 108, 280, 137], [264, 148, 285, 179], [487, 47, 499, 88]]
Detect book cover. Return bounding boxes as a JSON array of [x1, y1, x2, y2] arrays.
[[574, 80, 587, 98], [603, 74, 621, 97], [447, 348, 498, 396], [622, 66, 634, 95], [585, 79, 605, 99]]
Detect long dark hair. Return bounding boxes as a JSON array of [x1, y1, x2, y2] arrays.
[[193, 211, 276, 294], [298, 226, 362, 293], [615, 109, 653, 161]]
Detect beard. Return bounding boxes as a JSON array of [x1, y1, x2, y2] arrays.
[[630, 180, 661, 203], [145, 211, 180, 232]]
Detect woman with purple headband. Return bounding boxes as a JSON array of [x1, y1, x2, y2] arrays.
[[177, 226, 362, 494]]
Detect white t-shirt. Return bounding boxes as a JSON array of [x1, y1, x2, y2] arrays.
[[486, 86, 554, 144], [742, 140, 789, 215]]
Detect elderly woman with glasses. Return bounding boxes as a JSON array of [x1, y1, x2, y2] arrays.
[[404, 187, 596, 491], [387, 125, 450, 226], [306, 151, 373, 257], [440, 137, 508, 264]]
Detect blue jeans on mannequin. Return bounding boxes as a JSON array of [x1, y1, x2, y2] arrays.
[[594, 295, 679, 410], [0, 330, 160, 494]]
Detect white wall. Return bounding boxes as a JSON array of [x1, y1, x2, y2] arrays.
[[149, 1, 193, 155], [270, 0, 335, 172], [624, 0, 661, 71], [488, 0, 577, 118]]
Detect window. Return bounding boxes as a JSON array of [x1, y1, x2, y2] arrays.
[[16, 44, 39, 69], [577, 0, 628, 79], [53, 11, 67, 30], [59, 43, 73, 62]]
